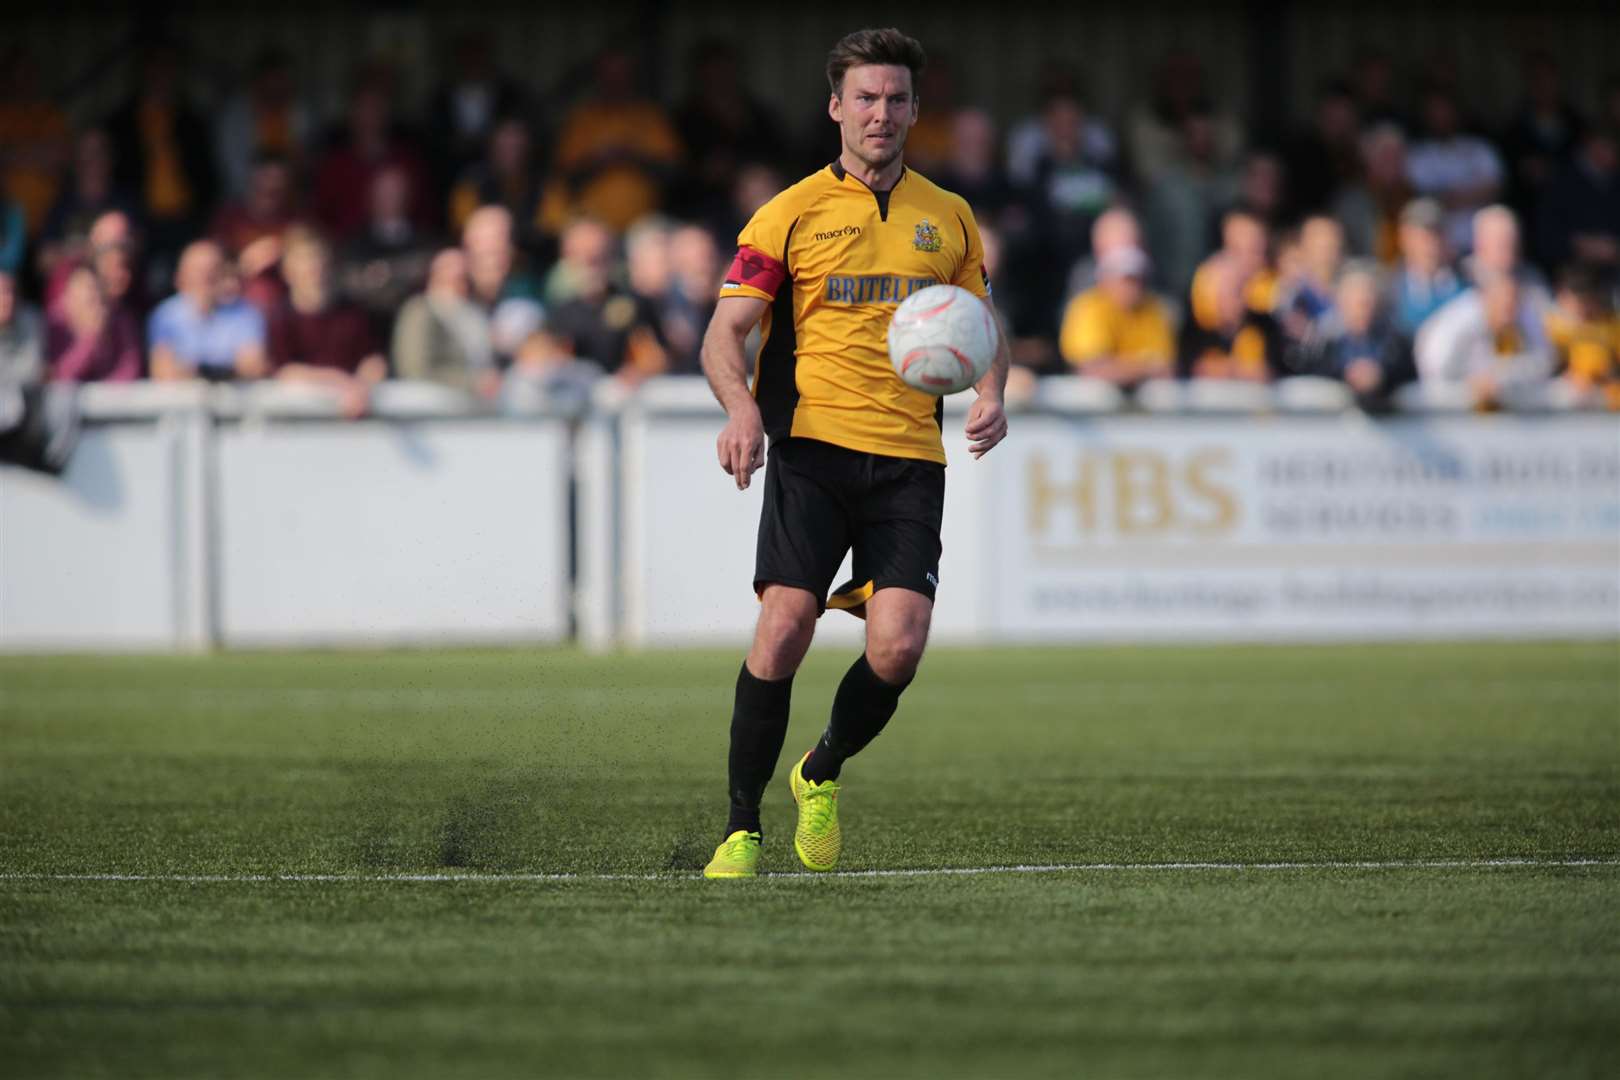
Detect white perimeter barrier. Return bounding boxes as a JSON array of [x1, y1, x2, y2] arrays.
[[2, 378, 1617, 651], [0, 383, 573, 651]]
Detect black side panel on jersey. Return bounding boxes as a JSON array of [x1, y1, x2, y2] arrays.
[[753, 217, 801, 442]]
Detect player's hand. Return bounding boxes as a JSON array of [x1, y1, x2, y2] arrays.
[[716, 402, 766, 489], [964, 395, 1007, 459]]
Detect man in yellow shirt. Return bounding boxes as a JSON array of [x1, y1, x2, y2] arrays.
[[698, 27, 1009, 879], [1058, 246, 1174, 385]]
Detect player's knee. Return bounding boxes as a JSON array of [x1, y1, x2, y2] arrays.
[[750, 593, 817, 678], [867, 630, 926, 684]]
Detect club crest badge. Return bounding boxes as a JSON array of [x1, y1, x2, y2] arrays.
[[912, 218, 942, 253]]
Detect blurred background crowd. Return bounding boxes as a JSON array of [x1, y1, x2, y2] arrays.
[[1, 6, 1617, 417]]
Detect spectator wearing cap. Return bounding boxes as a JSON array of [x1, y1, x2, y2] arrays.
[[1291, 261, 1409, 401], [1059, 246, 1173, 387], [148, 240, 267, 382], [0, 269, 44, 387], [1535, 126, 1620, 275], [1415, 271, 1553, 406], [392, 247, 498, 396], [1406, 87, 1503, 255], [1388, 199, 1464, 339]]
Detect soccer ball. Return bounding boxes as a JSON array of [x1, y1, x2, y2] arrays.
[[888, 284, 998, 396]]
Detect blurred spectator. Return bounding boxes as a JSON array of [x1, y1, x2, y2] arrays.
[[106, 41, 218, 269], [448, 116, 545, 250], [1535, 126, 1620, 275], [1501, 51, 1585, 222], [426, 31, 527, 188], [1179, 253, 1280, 381], [0, 269, 44, 386], [266, 228, 384, 417], [1224, 151, 1286, 234], [1058, 246, 1173, 386], [1350, 48, 1407, 133], [313, 68, 432, 242], [1066, 204, 1143, 300], [1126, 51, 1243, 183], [46, 265, 141, 382], [148, 240, 267, 381], [0, 49, 71, 237], [463, 205, 543, 368], [672, 39, 786, 222], [1, 196, 24, 276], [392, 248, 498, 396], [542, 45, 682, 234], [1007, 69, 1116, 189], [1276, 215, 1345, 340], [546, 216, 665, 378], [1292, 261, 1408, 400], [215, 48, 313, 201], [1465, 206, 1552, 310], [1334, 124, 1412, 265], [1388, 198, 1464, 338], [933, 109, 1017, 221], [1416, 272, 1553, 404], [657, 223, 721, 373], [1024, 93, 1118, 265], [340, 165, 439, 343], [43, 210, 142, 313], [903, 56, 962, 174], [1284, 81, 1361, 216], [1546, 265, 1620, 408], [1144, 110, 1238, 300], [1406, 87, 1503, 255], [210, 154, 302, 258], [38, 129, 141, 282]]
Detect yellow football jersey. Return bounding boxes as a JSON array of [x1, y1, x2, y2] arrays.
[[720, 163, 990, 465]]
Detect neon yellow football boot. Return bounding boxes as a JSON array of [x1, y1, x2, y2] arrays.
[[789, 752, 842, 871], [703, 830, 762, 879]]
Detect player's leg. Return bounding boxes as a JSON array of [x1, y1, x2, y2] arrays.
[[802, 453, 943, 785], [800, 586, 931, 785], [706, 439, 851, 879]]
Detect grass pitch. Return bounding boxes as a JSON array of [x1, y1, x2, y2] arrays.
[[2, 642, 1617, 1078]]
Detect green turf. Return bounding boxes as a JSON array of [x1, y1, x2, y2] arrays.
[[2, 642, 1618, 1078]]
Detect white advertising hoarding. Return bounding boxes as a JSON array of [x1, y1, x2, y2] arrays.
[[990, 415, 1620, 640]]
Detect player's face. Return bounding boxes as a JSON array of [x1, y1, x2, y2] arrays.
[[830, 64, 918, 172]]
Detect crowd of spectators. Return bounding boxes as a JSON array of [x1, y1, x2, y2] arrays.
[[1, 34, 1617, 415]]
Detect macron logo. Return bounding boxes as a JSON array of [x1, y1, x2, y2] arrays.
[[926, 572, 939, 588], [812, 225, 863, 243]]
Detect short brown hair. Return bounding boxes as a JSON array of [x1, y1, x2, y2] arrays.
[[825, 28, 926, 96]]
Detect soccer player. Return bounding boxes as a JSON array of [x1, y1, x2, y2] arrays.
[[698, 28, 1009, 878]]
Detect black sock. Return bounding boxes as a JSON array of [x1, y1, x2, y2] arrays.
[[724, 661, 793, 838], [801, 654, 909, 784]]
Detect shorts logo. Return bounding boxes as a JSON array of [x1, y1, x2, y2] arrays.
[[812, 225, 862, 243], [925, 571, 939, 588], [913, 218, 942, 252]]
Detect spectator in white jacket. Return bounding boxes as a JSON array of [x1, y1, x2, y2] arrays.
[[1415, 272, 1553, 407]]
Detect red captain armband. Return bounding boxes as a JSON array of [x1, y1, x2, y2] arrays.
[[722, 245, 788, 299]]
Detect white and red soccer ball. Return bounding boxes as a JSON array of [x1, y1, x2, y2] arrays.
[[887, 284, 998, 396]]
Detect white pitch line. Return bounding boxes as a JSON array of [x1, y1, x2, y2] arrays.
[[1, 857, 1616, 885]]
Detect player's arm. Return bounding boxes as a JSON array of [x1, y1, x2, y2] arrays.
[[700, 295, 769, 490], [964, 301, 1010, 458]]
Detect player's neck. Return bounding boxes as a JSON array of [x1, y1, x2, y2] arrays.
[[837, 148, 904, 192]]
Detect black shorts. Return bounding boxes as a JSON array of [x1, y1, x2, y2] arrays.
[[754, 437, 945, 617]]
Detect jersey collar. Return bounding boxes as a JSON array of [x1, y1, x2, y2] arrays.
[[830, 159, 907, 221]]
